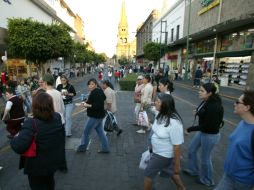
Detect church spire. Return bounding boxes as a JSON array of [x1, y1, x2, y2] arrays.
[[119, 0, 128, 27]]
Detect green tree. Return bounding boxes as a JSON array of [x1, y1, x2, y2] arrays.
[[73, 42, 88, 64], [7, 18, 73, 74], [143, 42, 168, 66], [118, 56, 129, 66]]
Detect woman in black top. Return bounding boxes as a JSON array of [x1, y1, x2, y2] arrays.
[[184, 83, 224, 187], [77, 78, 110, 153], [56, 75, 76, 137], [11, 92, 65, 190]]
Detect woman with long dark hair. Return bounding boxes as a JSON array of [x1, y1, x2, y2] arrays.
[[77, 78, 110, 153], [144, 93, 186, 190], [10, 92, 65, 190], [184, 83, 224, 187]]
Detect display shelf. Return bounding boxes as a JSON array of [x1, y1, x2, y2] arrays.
[[219, 61, 250, 85]]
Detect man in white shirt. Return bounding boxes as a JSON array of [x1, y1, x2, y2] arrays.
[[43, 74, 65, 124]]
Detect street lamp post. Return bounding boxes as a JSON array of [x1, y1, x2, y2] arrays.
[[159, 20, 167, 70], [185, 0, 191, 80]]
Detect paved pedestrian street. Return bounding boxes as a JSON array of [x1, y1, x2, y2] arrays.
[[0, 76, 241, 190]]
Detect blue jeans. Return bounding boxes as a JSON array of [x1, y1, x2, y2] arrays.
[[64, 103, 74, 136], [80, 117, 110, 152], [214, 174, 253, 190], [186, 132, 220, 186]]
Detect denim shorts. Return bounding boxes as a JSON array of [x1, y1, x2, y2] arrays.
[[144, 153, 173, 179]]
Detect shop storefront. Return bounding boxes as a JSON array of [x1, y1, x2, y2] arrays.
[[218, 28, 254, 86], [6, 59, 38, 80]]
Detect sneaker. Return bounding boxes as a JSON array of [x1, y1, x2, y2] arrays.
[[195, 179, 215, 187], [76, 146, 86, 153], [136, 129, 146, 134], [97, 150, 110, 154], [117, 129, 123, 136], [183, 169, 198, 177]]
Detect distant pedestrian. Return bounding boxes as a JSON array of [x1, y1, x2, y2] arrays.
[[133, 76, 145, 126], [10, 92, 66, 190], [215, 90, 254, 190], [17, 78, 32, 113], [193, 67, 203, 88], [184, 83, 224, 187], [107, 70, 113, 82], [137, 75, 154, 134], [1, 88, 25, 138], [77, 78, 110, 153], [144, 93, 186, 190], [98, 71, 103, 81], [57, 75, 76, 137], [101, 80, 123, 136]]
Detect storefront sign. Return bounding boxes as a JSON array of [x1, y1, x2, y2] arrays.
[[167, 54, 178, 60], [198, 0, 220, 15]]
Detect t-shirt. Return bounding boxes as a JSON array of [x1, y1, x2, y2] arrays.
[[151, 117, 184, 158], [224, 120, 254, 185], [46, 89, 65, 124]]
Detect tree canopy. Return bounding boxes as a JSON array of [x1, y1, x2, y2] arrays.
[[7, 18, 108, 73], [143, 42, 168, 65], [7, 18, 73, 65]]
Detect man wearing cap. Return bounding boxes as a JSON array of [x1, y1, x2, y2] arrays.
[[133, 75, 144, 126]]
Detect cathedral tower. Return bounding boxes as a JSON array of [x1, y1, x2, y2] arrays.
[[116, 0, 129, 58]]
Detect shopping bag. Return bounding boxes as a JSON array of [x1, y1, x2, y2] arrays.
[[22, 119, 37, 157], [103, 111, 115, 132], [138, 111, 149, 127], [139, 150, 151, 170]]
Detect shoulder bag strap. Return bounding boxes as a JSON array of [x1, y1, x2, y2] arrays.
[[251, 129, 254, 159], [32, 119, 38, 136]]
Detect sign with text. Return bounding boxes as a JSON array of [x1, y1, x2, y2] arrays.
[[198, 0, 220, 15]]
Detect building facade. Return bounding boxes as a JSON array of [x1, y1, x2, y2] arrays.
[[116, 0, 136, 61], [152, 0, 185, 70], [136, 10, 159, 65], [177, 0, 254, 88], [0, 0, 86, 77]]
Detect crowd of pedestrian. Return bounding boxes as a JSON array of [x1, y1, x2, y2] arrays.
[[131, 72, 253, 190], [0, 67, 253, 190]]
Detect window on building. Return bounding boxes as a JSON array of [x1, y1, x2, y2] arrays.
[[171, 28, 174, 42], [176, 25, 180, 40]]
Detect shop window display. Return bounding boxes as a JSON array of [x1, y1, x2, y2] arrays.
[[219, 56, 250, 86]]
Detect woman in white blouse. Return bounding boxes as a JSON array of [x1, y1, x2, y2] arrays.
[[144, 93, 186, 190]]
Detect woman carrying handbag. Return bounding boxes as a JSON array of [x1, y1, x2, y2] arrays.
[[10, 92, 66, 190]]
